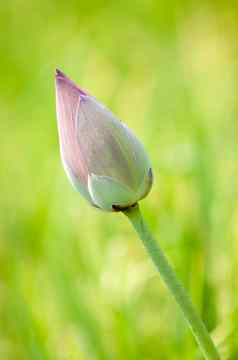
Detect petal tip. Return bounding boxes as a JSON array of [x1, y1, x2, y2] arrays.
[[55, 68, 71, 83], [55, 68, 64, 77], [55, 68, 87, 96], [55, 68, 69, 82]]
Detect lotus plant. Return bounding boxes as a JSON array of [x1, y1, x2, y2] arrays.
[[55, 69, 220, 360], [55, 69, 153, 211]]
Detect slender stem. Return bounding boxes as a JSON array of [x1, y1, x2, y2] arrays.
[[123, 204, 221, 360]]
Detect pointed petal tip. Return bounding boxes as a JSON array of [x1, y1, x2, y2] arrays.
[[55, 68, 62, 75], [55, 68, 67, 79], [55, 68, 87, 96]]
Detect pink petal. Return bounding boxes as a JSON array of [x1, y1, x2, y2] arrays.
[[55, 69, 88, 185]]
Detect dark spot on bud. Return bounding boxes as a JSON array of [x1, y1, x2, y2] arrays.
[[112, 203, 137, 212]]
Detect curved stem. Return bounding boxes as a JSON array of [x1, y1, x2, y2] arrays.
[[123, 204, 221, 360]]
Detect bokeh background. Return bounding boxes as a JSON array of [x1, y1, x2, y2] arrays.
[[1, 1, 238, 359]]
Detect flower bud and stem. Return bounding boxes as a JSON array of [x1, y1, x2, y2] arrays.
[[55, 70, 221, 360]]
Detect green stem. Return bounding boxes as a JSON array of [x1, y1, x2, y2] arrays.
[[123, 204, 220, 360]]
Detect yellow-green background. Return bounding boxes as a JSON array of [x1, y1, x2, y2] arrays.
[[1, 1, 238, 359]]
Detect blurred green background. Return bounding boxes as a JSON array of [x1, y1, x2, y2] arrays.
[[1, 1, 238, 359]]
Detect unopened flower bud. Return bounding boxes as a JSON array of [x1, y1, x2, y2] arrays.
[[55, 69, 153, 211]]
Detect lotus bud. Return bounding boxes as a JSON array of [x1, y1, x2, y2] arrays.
[[55, 69, 153, 211]]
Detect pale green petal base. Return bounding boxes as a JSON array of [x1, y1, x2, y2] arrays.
[[88, 174, 136, 211]]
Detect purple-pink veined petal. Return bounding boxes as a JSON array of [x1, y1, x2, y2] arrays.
[[75, 96, 151, 191], [55, 69, 88, 186]]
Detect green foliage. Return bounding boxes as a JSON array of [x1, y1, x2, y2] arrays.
[[0, 1, 238, 358]]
